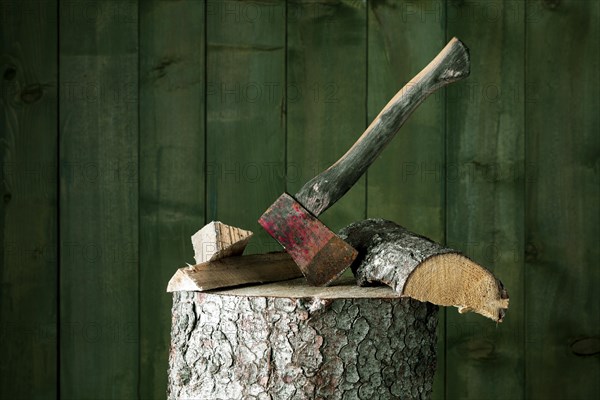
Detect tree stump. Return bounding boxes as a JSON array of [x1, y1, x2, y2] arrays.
[[167, 277, 438, 399]]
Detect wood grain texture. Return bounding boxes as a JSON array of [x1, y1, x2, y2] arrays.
[[139, 1, 205, 397], [2, 1, 598, 398], [286, 0, 367, 232], [366, 1, 447, 398], [59, 1, 138, 398], [191, 221, 252, 264], [166, 252, 302, 292], [340, 219, 509, 323], [525, 0, 600, 398], [445, 0, 526, 398], [205, 275, 403, 298], [206, 0, 285, 255], [0, 0, 57, 398], [295, 37, 469, 217], [340, 219, 455, 291], [367, 0, 446, 252]]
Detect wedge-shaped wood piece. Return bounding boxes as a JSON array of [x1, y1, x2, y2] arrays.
[[340, 219, 509, 322], [191, 221, 253, 264], [166, 252, 303, 292]]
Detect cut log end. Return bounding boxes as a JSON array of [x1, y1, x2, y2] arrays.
[[404, 253, 509, 322], [339, 219, 509, 323]]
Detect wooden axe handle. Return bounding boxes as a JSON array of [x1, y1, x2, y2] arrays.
[[295, 37, 470, 216]]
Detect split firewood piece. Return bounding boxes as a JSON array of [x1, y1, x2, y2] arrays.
[[339, 219, 509, 322], [191, 221, 253, 264], [166, 252, 303, 292]]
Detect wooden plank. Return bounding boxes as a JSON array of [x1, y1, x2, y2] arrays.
[[206, 0, 285, 254], [525, 0, 599, 398], [287, 0, 367, 232], [292, 37, 469, 218], [207, 274, 405, 298], [59, 1, 138, 398], [366, 1, 446, 398], [166, 252, 302, 292], [0, 0, 57, 398], [445, 0, 525, 399], [139, 0, 205, 398]]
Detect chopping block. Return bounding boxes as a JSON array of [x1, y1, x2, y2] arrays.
[[167, 277, 438, 400]]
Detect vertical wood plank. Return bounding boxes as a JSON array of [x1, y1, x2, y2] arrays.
[[525, 0, 599, 398], [139, 1, 204, 398], [206, 0, 285, 254], [287, 0, 366, 232], [367, 1, 446, 398], [59, 1, 139, 398], [0, 1, 58, 398], [445, 0, 525, 399]]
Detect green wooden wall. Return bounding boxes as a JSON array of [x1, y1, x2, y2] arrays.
[[1, 0, 598, 399]]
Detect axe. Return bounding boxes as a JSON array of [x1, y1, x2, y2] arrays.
[[259, 37, 470, 286]]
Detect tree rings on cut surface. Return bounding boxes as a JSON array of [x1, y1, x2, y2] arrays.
[[339, 219, 509, 322]]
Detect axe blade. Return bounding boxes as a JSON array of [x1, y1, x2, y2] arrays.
[[258, 193, 357, 286]]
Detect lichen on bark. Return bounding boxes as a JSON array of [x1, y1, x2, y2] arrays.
[[339, 219, 509, 322], [339, 219, 456, 293], [168, 290, 438, 399]]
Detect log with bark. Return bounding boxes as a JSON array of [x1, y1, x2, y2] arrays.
[[167, 219, 509, 399], [339, 219, 509, 322], [168, 278, 438, 400]]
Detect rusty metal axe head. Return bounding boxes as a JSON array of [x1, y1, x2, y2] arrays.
[[258, 193, 357, 287]]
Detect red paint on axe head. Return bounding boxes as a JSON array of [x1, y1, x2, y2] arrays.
[[259, 193, 358, 286]]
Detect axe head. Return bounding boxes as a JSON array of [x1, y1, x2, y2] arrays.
[[258, 193, 358, 286]]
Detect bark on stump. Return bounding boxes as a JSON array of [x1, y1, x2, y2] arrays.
[[168, 278, 438, 400]]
